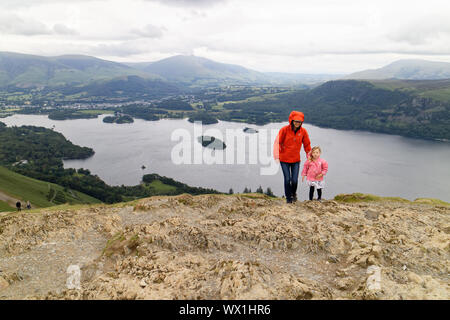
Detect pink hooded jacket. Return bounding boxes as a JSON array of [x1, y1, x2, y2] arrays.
[[301, 157, 328, 181]]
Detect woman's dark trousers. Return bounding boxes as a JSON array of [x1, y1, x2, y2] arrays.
[[280, 161, 300, 202]]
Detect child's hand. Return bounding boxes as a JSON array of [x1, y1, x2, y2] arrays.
[[315, 173, 323, 179], [302, 176, 305, 182]]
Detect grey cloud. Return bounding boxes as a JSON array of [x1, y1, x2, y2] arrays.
[[86, 36, 199, 57], [130, 24, 165, 39], [89, 41, 151, 57], [144, 0, 226, 8], [388, 15, 450, 45], [53, 24, 78, 35], [389, 27, 443, 46], [203, 39, 450, 58], [0, 0, 99, 9], [0, 14, 52, 36], [190, 10, 207, 18], [0, 13, 78, 37]]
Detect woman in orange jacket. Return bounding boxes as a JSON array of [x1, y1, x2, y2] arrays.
[[273, 111, 311, 203]]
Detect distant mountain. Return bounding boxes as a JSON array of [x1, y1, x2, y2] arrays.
[[0, 52, 155, 88], [344, 59, 450, 80], [263, 72, 343, 85], [133, 55, 270, 86], [0, 52, 340, 89], [58, 75, 182, 100], [126, 58, 340, 86]]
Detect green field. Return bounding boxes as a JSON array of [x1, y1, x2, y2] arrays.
[[419, 88, 450, 103], [370, 79, 450, 103], [147, 179, 177, 194], [0, 166, 101, 208], [215, 90, 293, 109], [78, 109, 114, 115], [334, 193, 449, 206]]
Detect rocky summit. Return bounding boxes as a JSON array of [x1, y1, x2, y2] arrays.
[[0, 193, 448, 300]]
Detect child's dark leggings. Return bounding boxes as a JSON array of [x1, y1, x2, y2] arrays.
[[309, 186, 322, 200]]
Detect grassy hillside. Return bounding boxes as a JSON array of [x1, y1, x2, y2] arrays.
[[218, 80, 450, 140], [139, 55, 269, 86], [0, 75, 183, 105], [0, 52, 154, 88], [146, 180, 177, 194], [0, 199, 14, 212], [0, 165, 101, 209], [369, 79, 450, 103]]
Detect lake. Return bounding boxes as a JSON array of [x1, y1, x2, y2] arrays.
[[2, 114, 450, 202]]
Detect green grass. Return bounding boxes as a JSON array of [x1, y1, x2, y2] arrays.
[[419, 88, 450, 103], [147, 180, 177, 194], [102, 231, 126, 256], [215, 90, 293, 109], [334, 193, 449, 206], [190, 102, 203, 110], [334, 193, 410, 203], [0, 200, 15, 212], [413, 198, 450, 206], [0, 165, 101, 208], [3, 108, 21, 112], [78, 109, 114, 115], [370, 79, 450, 103]]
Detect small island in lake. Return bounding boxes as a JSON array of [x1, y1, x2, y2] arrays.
[[48, 110, 99, 120], [243, 127, 258, 133], [103, 115, 134, 124], [197, 136, 226, 150], [188, 112, 218, 125]]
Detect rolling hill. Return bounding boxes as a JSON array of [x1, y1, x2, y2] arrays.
[[0, 165, 101, 211], [291, 80, 450, 140], [56, 75, 182, 100], [0, 51, 344, 90], [263, 72, 343, 85], [218, 80, 450, 140], [3, 52, 450, 91], [344, 59, 450, 80], [368, 79, 450, 103], [132, 55, 270, 86], [0, 52, 155, 88]]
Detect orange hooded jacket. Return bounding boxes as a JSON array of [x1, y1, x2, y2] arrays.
[[273, 111, 311, 163]]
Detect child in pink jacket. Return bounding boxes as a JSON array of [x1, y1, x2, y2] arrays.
[[301, 146, 328, 201]]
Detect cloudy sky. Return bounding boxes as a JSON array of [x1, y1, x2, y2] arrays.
[[1, 0, 449, 73]]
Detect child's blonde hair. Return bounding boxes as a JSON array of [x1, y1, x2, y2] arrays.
[[309, 146, 321, 161], [311, 146, 322, 154]]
